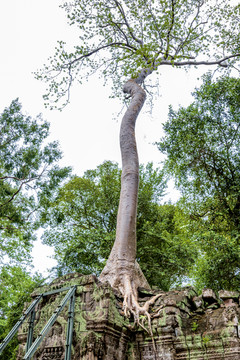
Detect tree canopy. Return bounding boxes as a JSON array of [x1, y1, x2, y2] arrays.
[[37, 0, 240, 108], [158, 75, 240, 231], [0, 99, 71, 265], [158, 75, 240, 291], [41, 161, 196, 290]]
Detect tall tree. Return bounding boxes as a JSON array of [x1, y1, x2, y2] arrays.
[[158, 75, 240, 291], [41, 161, 196, 290], [37, 0, 240, 319], [0, 99, 71, 265], [158, 75, 240, 231]]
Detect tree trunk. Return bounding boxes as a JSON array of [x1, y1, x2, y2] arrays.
[[99, 76, 162, 334], [99, 79, 150, 301]]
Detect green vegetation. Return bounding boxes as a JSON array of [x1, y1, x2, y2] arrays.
[[0, 99, 71, 266], [158, 75, 240, 291], [0, 266, 44, 360], [37, 0, 240, 109], [41, 161, 197, 290], [0, 99, 70, 356], [191, 321, 199, 332]]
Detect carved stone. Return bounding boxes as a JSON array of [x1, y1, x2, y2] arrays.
[[17, 274, 240, 359]]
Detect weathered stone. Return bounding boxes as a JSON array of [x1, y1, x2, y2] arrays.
[[16, 273, 240, 360], [219, 290, 239, 300], [192, 295, 203, 309], [202, 288, 218, 304], [223, 298, 238, 307]]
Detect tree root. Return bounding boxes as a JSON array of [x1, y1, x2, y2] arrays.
[[120, 274, 162, 354], [99, 261, 162, 354]]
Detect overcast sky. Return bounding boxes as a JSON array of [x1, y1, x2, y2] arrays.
[[0, 0, 212, 276]]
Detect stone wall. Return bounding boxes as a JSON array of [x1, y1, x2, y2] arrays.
[[17, 273, 240, 360]]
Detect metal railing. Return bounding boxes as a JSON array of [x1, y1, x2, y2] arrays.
[[0, 285, 77, 360]]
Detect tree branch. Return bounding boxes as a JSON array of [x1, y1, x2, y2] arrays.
[[144, 2, 163, 48], [157, 53, 240, 67], [65, 42, 137, 68], [0, 134, 21, 148], [112, 0, 143, 46], [0, 175, 28, 181], [0, 181, 27, 207], [0, 168, 46, 207], [175, 23, 211, 58], [164, 0, 176, 60]]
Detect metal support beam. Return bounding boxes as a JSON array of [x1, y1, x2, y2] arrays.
[[0, 295, 42, 355], [25, 309, 36, 354], [23, 286, 77, 360], [42, 286, 72, 297], [64, 290, 76, 360]]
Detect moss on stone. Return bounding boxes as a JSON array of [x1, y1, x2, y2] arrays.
[[157, 309, 167, 327]]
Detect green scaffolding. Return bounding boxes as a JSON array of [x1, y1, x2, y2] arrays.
[[0, 285, 77, 360]]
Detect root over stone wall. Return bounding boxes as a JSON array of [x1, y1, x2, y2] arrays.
[[17, 273, 240, 360]]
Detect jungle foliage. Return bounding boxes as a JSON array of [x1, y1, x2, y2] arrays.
[[41, 161, 197, 290], [0, 266, 44, 360], [158, 75, 240, 291], [0, 99, 71, 265]]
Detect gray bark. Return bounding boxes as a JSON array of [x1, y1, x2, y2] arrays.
[[99, 79, 150, 292]]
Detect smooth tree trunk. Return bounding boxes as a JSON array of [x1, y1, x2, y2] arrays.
[[99, 78, 160, 318]]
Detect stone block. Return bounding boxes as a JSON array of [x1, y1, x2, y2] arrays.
[[202, 288, 218, 304], [219, 290, 239, 300]]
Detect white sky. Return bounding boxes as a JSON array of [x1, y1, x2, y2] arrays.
[[0, 0, 213, 276]]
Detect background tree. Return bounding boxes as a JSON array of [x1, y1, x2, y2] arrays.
[[0, 99, 71, 265], [0, 266, 44, 360], [41, 161, 196, 290], [136, 202, 197, 291], [158, 75, 240, 291], [37, 0, 240, 318], [190, 231, 240, 292]]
